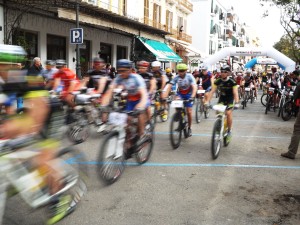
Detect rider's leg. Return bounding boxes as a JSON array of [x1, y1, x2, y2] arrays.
[[226, 109, 233, 131]]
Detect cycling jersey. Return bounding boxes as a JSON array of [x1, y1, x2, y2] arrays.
[[53, 68, 79, 92], [243, 75, 254, 87], [170, 73, 196, 95], [166, 72, 173, 83], [214, 78, 237, 98], [236, 76, 244, 86], [152, 69, 168, 90], [139, 72, 154, 91], [200, 73, 212, 90], [113, 74, 146, 101], [86, 69, 113, 93]]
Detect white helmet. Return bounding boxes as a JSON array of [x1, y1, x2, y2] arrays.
[[151, 61, 161, 67], [246, 69, 252, 74], [199, 64, 208, 70]]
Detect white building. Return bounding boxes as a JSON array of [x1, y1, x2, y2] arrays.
[[190, 0, 260, 69]]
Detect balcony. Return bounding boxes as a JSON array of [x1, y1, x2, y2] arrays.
[[177, 0, 193, 14], [144, 17, 164, 30], [170, 28, 192, 43], [166, 0, 178, 5]]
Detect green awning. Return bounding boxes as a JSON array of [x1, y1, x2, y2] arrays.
[[138, 37, 182, 62]]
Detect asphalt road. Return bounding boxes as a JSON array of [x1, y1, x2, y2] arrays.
[[4, 90, 300, 225]]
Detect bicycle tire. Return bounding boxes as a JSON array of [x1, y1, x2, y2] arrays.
[[150, 104, 157, 126], [250, 91, 254, 104], [97, 131, 125, 185], [261, 94, 268, 107], [281, 100, 293, 121], [277, 98, 284, 117], [67, 112, 90, 144], [265, 96, 272, 115], [211, 118, 222, 159], [170, 112, 182, 149], [135, 122, 154, 164], [195, 100, 203, 123]]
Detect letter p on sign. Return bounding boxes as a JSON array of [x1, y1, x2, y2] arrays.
[[70, 28, 83, 44]]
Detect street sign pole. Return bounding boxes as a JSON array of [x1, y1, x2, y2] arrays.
[[76, 2, 81, 79]]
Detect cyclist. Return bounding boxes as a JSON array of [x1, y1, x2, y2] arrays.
[[84, 57, 113, 132], [205, 65, 239, 141], [243, 69, 256, 100], [151, 61, 169, 120], [137, 60, 156, 121], [198, 65, 213, 106], [162, 63, 197, 136], [0, 44, 76, 224], [101, 59, 148, 149]]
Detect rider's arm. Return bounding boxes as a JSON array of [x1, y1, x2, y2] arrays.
[[161, 75, 167, 91], [149, 77, 157, 95], [52, 77, 61, 91], [135, 87, 148, 109], [97, 76, 109, 94], [101, 84, 114, 106], [206, 84, 217, 103], [233, 85, 239, 103]]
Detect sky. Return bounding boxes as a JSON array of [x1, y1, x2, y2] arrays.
[[218, 0, 285, 47]]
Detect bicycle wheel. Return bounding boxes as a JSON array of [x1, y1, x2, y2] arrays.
[[135, 122, 154, 164], [195, 100, 204, 123], [260, 94, 269, 107], [250, 91, 254, 104], [170, 112, 182, 149], [97, 131, 125, 185], [50, 146, 88, 222], [277, 98, 284, 117], [265, 96, 273, 115], [67, 111, 90, 144], [211, 118, 222, 159], [281, 100, 293, 121], [242, 92, 247, 109], [150, 104, 157, 126]]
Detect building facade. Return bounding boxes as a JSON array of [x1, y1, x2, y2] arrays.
[[0, 0, 195, 74]]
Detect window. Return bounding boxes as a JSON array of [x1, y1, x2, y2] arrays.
[[144, 0, 149, 18], [153, 3, 161, 28], [166, 10, 173, 32], [99, 42, 112, 64], [12, 29, 38, 61], [47, 34, 66, 60], [117, 46, 127, 60]]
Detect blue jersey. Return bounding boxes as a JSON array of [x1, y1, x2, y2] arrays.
[[113, 73, 146, 101], [170, 73, 196, 95]]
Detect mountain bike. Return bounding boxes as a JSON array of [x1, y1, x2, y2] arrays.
[[97, 108, 154, 185], [211, 104, 236, 159], [150, 90, 171, 125], [281, 96, 298, 121], [195, 89, 209, 123], [0, 137, 88, 225], [265, 87, 277, 114], [169, 99, 193, 149]]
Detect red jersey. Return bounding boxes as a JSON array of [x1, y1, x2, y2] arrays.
[[54, 68, 79, 91], [236, 76, 244, 85]]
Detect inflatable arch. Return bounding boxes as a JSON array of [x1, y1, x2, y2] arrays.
[[244, 57, 285, 70], [203, 47, 296, 72]]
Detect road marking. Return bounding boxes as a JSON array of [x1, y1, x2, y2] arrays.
[[72, 160, 300, 169], [154, 131, 288, 139]]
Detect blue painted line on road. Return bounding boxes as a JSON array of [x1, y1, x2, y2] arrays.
[[154, 131, 288, 139], [71, 160, 300, 169]]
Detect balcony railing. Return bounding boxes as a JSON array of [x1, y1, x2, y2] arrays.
[[170, 28, 192, 43], [177, 0, 193, 13], [144, 17, 164, 30]]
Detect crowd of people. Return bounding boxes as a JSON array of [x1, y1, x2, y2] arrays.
[[1, 42, 300, 224]]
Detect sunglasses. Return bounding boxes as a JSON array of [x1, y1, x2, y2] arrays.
[[118, 69, 129, 73], [178, 70, 186, 72], [221, 70, 229, 73]]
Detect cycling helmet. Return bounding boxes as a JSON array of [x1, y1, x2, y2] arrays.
[[176, 63, 188, 71], [151, 61, 161, 67], [199, 64, 208, 70], [245, 69, 252, 74], [0, 44, 27, 64], [56, 59, 67, 68], [137, 60, 150, 68], [45, 60, 56, 66], [220, 65, 231, 72], [165, 68, 172, 73], [117, 59, 133, 69]]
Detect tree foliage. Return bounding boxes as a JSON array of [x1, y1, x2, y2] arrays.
[[260, 0, 300, 64]]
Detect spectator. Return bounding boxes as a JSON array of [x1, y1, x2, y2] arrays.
[[41, 60, 58, 89], [27, 57, 43, 76]]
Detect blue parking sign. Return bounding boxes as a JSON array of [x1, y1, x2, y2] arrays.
[[70, 28, 83, 44]]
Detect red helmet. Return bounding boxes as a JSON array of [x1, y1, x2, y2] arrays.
[[137, 60, 150, 68]]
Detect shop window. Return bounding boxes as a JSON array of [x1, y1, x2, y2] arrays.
[[117, 46, 127, 60], [12, 29, 38, 61], [99, 42, 112, 64], [47, 34, 66, 60]]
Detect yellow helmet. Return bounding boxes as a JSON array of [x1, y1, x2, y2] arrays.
[[165, 68, 171, 73]]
